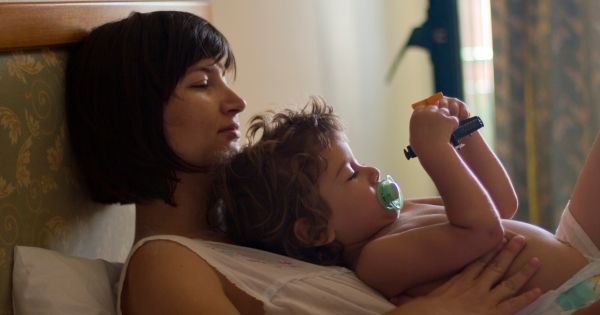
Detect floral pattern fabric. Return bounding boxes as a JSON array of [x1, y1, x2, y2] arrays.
[[0, 48, 133, 315]]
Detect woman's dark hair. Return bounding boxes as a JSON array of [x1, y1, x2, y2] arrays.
[[66, 11, 235, 205], [214, 97, 345, 266]]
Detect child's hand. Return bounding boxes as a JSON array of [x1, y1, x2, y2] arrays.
[[409, 104, 459, 155], [438, 97, 471, 121]]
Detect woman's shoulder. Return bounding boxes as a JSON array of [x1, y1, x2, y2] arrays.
[[125, 238, 224, 294], [126, 236, 214, 276], [128, 236, 206, 265], [120, 237, 244, 314]]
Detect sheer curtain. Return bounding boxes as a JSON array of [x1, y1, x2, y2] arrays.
[[492, 0, 600, 229]]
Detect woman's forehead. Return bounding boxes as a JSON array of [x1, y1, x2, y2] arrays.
[[185, 59, 221, 73]]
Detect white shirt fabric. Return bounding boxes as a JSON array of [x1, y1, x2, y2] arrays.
[[116, 235, 395, 314]]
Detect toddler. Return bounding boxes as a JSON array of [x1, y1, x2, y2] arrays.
[[215, 96, 600, 314]]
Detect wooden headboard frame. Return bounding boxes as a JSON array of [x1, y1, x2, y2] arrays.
[[0, 0, 211, 51]]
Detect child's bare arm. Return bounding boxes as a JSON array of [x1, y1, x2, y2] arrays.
[[355, 219, 503, 298], [441, 97, 518, 219], [458, 132, 518, 218], [407, 196, 444, 205], [356, 105, 503, 298], [410, 105, 503, 235]]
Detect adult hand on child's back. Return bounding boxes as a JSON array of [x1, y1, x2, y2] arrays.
[[388, 235, 541, 315]]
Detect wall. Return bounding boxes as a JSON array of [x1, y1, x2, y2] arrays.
[[0, 0, 439, 197], [213, 0, 437, 197]]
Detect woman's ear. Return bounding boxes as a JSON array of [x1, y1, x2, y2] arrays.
[[294, 218, 335, 246]]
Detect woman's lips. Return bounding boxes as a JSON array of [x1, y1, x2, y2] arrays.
[[218, 123, 240, 138], [218, 123, 239, 132]]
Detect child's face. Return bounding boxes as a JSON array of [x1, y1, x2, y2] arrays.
[[318, 138, 399, 247]]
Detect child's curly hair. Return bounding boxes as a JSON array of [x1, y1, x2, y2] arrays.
[[214, 96, 345, 265]]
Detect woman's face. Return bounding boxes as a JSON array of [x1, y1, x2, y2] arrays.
[[163, 58, 246, 166]]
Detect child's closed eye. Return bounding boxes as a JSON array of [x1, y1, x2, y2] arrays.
[[348, 170, 359, 181]]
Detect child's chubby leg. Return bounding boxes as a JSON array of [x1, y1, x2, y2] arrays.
[[569, 132, 600, 249]]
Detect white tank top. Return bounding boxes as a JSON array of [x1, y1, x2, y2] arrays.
[[116, 235, 394, 314]]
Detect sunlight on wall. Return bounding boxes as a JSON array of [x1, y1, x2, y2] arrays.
[[213, 0, 437, 198]]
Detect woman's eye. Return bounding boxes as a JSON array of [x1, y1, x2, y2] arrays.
[[191, 82, 208, 89]]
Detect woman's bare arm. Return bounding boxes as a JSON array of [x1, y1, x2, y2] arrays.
[[122, 240, 242, 315]]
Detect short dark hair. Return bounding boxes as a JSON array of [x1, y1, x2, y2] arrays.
[[66, 11, 235, 205], [214, 97, 346, 265]]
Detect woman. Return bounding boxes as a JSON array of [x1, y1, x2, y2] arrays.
[[66, 11, 540, 314]]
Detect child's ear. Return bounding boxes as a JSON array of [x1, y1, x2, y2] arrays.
[[294, 218, 335, 246]]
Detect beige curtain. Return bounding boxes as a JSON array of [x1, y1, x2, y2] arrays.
[[492, 0, 600, 230]]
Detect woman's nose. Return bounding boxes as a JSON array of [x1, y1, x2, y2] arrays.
[[222, 87, 247, 114]]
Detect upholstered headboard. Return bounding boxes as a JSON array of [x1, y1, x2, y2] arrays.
[[0, 2, 211, 314]]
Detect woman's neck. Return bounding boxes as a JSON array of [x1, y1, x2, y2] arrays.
[[134, 171, 228, 243]]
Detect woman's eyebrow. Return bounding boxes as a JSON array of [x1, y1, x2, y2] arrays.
[[187, 65, 225, 78], [186, 66, 211, 74]]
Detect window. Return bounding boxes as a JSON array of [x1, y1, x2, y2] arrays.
[[458, 0, 495, 146]]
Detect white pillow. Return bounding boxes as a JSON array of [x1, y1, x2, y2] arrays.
[[12, 246, 122, 315]]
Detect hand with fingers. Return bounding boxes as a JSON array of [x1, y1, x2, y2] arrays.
[[388, 235, 541, 315], [411, 92, 471, 121], [437, 96, 471, 121], [409, 103, 459, 157]]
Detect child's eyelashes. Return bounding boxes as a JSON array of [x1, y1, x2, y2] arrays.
[[348, 170, 359, 181]]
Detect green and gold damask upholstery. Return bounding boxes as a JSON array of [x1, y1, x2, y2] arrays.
[[0, 48, 134, 315], [0, 2, 211, 314]]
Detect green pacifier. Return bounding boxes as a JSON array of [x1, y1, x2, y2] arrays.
[[376, 175, 404, 211]]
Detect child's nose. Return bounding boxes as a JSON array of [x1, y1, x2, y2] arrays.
[[366, 166, 380, 184]]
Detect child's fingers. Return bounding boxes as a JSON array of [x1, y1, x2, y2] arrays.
[[445, 98, 461, 116], [438, 106, 451, 116], [437, 99, 455, 117], [449, 97, 471, 119], [421, 104, 445, 115], [430, 105, 458, 124], [437, 97, 448, 108], [411, 104, 459, 133]]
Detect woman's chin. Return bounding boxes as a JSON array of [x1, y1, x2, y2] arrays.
[[225, 139, 241, 154], [210, 141, 241, 162]]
